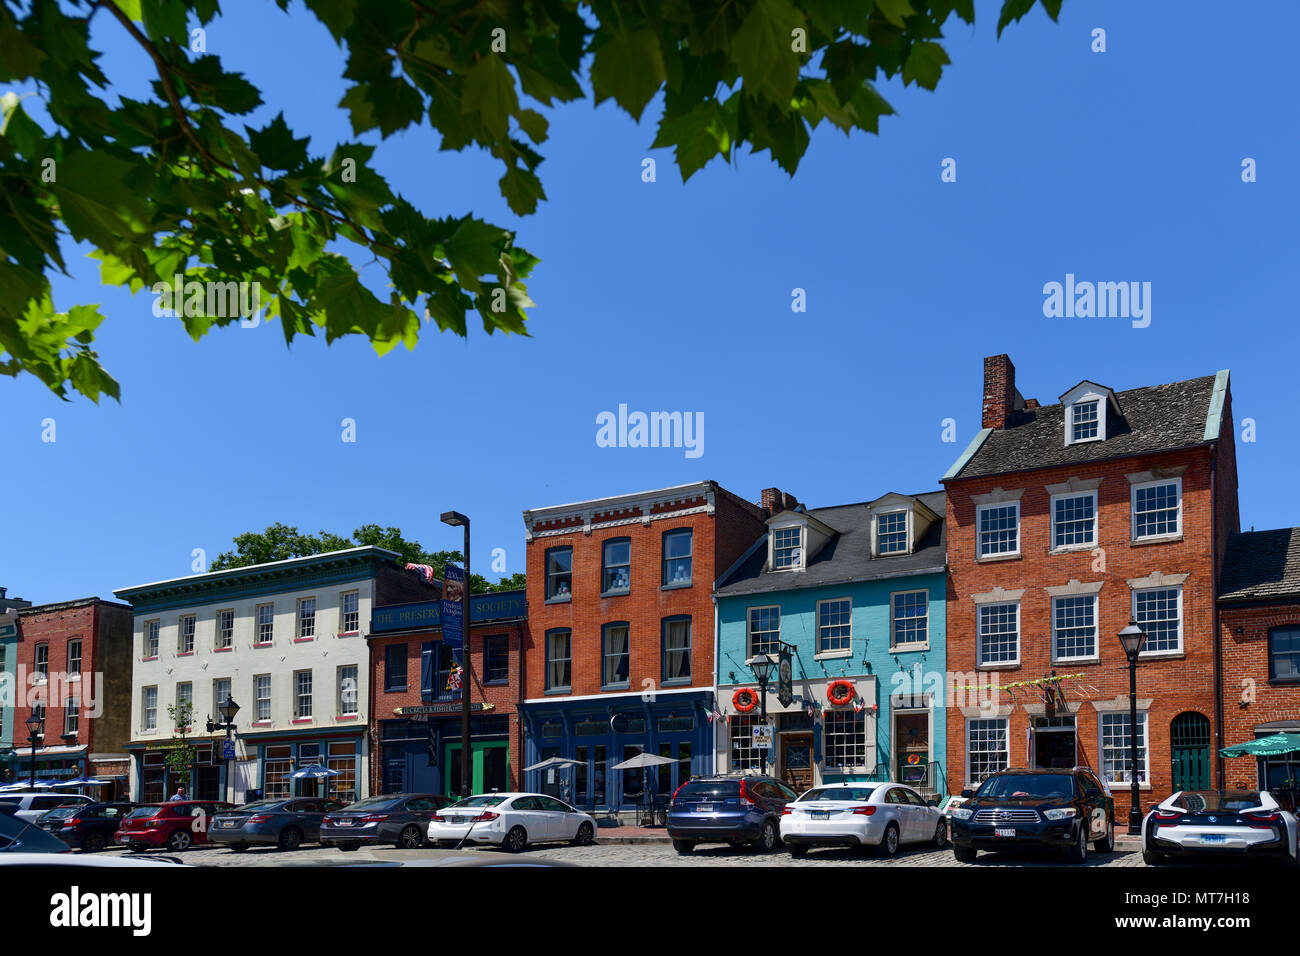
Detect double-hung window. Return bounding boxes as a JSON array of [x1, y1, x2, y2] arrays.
[[602, 538, 631, 594], [823, 710, 867, 768], [662, 617, 691, 683], [213, 678, 231, 713], [340, 591, 360, 634], [256, 604, 274, 644], [297, 597, 316, 639], [602, 623, 630, 688], [1070, 400, 1100, 442], [1052, 594, 1098, 661], [484, 636, 509, 684], [977, 602, 1020, 665], [385, 644, 408, 691], [816, 599, 852, 655], [546, 629, 572, 691], [216, 609, 234, 649], [891, 591, 929, 648], [142, 687, 158, 731], [1100, 712, 1148, 784], [178, 614, 196, 653], [66, 640, 82, 677], [254, 674, 271, 721], [337, 665, 358, 716], [876, 511, 908, 555], [976, 503, 1020, 557], [747, 606, 781, 657], [144, 620, 159, 658], [294, 670, 313, 718], [1133, 586, 1182, 654], [771, 525, 802, 570], [967, 718, 1009, 784], [662, 529, 693, 586], [1132, 478, 1181, 540], [34, 643, 48, 682], [1051, 491, 1097, 549], [545, 547, 573, 601], [1269, 627, 1300, 682]]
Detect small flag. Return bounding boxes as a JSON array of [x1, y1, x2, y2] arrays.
[[852, 697, 863, 714], [447, 664, 463, 692], [405, 563, 438, 585]]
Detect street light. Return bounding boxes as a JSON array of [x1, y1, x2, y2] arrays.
[[748, 654, 776, 775], [207, 696, 240, 802], [25, 710, 44, 790], [441, 510, 472, 800], [1117, 619, 1148, 835]]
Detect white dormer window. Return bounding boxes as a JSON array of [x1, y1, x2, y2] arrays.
[[1070, 400, 1099, 442], [876, 511, 908, 555], [772, 524, 804, 570]]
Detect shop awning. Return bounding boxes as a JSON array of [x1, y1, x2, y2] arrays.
[[1220, 732, 1300, 758]]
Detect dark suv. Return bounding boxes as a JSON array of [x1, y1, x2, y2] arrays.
[[667, 775, 799, 854], [949, 767, 1115, 864]]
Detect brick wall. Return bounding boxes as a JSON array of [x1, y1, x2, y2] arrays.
[[1219, 602, 1300, 789]]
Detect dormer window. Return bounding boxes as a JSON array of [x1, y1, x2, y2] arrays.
[[1070, 400, 1099, 442], [876, 511, 908, 555], [772, 525, 803, 570]]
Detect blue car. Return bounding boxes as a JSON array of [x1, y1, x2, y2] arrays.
[[38, 801, 136, 852], [209, 798, 345, 851], [667, 775, 799, 854]]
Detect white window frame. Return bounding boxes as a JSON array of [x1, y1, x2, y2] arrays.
[[747, 606, 781, 658], [976, 502, 1021, 559], [1051, 593, 1099, 663], [815, 597, 853, 658], [1049, 490, 1098, 551], [254, 674, 272, 721], [340, 591, 360, 634], [175, 682, 193, 725], [294, 669, 313, 718], [1099, 711, 1149, 786], [256, 604, 274, 645], [890, 590, 930, 650], [213, 678, 231, 713], [64, 697, 79, 736], [823, 709, 869, 770], [1131, 477, 1182, 541], [66, 639, 82, 678], [144, 620, 160, 658], [875, 510, 909, 556], [1132, 585, 1184, 656], [337, 665, 358, 716], [966, 716, 1010, 786], [216, 609, 234, 649], [770, 523, 805, 571], [976, 601, 1020, 667], [297, 597, 317, 640], [34, 643, 48, 683], [1066, 398, 1102, 445], [142, 686, 158, 732], [178, 614, 196, 653]]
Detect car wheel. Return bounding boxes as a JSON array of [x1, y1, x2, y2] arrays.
[[82, 833, 107, 853], [933, 819, 948, 848], [788, 844, 808, 858], [229, 843, 249, 853], [1065, 823, 1088, 864], [753, 820, 777, 853], [1142, 848, 1166, 866], [1094, 818, 1115, 853], [953, 844, 977, 863], [166, 830, 192, 852], [878, 823, 900, 858], [672, 839, 694, 854], [398, 825, 423, 850], [504, 826, 528, 853], [277, 827, 303, 851], [338, 843, 359, 852], [571, 822, 595, 847]]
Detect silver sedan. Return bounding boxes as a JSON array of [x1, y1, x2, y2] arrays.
[[780, 782, 947, 857]]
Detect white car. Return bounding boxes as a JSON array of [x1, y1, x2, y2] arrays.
[[780, 782, 947, 857], [0, 792, 93, 825], [1142, 789, 1299, 866], [427, 793, 597, 852]]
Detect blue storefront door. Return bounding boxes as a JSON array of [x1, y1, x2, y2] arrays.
[[382, 740, 441, 796]]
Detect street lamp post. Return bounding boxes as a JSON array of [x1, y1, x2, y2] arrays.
[[748, 654, 776, 775], [441, 510, 472, 799], [1118, 620, 1148, 835], [207, 695, 240, 802], [25, 710, 44, 790]]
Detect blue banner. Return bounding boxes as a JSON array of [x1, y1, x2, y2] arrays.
[[371, 589, 527, 634], [440, 564, 465, 651]]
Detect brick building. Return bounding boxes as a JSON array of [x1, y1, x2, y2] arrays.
[[942, 355, 1239, 818], [368, 590, 527, 798], [5, 598, 134, 799], [1218, 527, 1300, 791], [520, 481, 768, 817]]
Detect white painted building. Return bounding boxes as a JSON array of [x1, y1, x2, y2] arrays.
[[114, 548, 438, 804]]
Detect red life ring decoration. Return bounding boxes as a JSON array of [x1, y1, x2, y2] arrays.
[[732, 687, 758, 713], [826, 679, 856, 707]]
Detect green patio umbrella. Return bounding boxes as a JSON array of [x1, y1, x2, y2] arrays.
[[1220, 732, 1300, 794]]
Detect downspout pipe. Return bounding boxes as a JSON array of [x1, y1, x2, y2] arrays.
[[1211, 451, 1226, 790]]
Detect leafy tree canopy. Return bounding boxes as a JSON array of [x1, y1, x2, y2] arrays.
[[1, 0, 1060, 401], [209, 521, 524, 592]]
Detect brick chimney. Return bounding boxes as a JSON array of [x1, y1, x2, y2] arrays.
[[760, 488, 801, 516], [982, 354, 1017, 430]]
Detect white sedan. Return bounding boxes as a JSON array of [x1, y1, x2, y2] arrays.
[[780, 782, 947, 857], [427, 793, 597, 852], [1142, 789, 1299, 866]]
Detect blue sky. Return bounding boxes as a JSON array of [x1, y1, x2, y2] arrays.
[[3, 0, 1296, 604]]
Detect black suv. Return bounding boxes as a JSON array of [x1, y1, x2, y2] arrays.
[[666, 775, 799, 854], [950, 767, 1115, 863]]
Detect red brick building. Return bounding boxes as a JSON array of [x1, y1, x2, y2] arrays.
[[8, 598, 134, 798], [520, 481, 768, 816], [367, 590, 527, 799], [942, 355, 1239, 818], [1218, 528, 1300, 791]]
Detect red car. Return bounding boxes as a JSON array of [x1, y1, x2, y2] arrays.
[[114, 800, 233, 852]]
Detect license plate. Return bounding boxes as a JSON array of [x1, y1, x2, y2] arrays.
[[812, 810, 830, 820], [336, 819, 354, 827], [1199, 834, 1227, 843], [447, 817, 463, 825], [221, 820, 237, 828], [994, 828, 1016, 838], [695, 804, 714, 813]]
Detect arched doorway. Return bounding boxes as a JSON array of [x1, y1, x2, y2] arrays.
[[1170, 712, 1211, 791]]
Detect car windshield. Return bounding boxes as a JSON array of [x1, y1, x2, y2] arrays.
[[126, 805, 163, 819], [676, 781, 740, 800], [339, 796, 396, 811], [447, 796, 506, 809], [1174, 791, 1262, 812], [42, 806, 81, 820], [977, 775, 1075, 800], [231, 800, 286, 813], [798, 787, 877, 802]]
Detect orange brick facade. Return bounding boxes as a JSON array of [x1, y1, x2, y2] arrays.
[[1219, 602, 1300, 789]]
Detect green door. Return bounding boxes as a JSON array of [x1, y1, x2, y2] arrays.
[[1170, 712, 1211, 791], [444, 741, 510, 798]]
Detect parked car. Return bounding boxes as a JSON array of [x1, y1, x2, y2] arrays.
[[322, 793, 451, 850], [114, 801, 233, 852], [780, 782, 947, 857], [0, 810, 75, 854], [37, 801, 135, 852], [209, 798, 346, 851], [0, 792, 94, 825], [1142, 789, 1299, 867], [426, 793, 596, 852], [949, 767, 1115, 864], [667, 774, 799, 854]]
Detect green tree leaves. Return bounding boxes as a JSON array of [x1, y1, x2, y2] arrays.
[[0, 0, 1060, 401]]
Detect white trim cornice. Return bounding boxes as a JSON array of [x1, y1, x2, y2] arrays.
[[972, 486, 1025, 506], [972, 586, 1025, 605], [1044, 579, 1104, 597], [1127, 570, 1189, 589]]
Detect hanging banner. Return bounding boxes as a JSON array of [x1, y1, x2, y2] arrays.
[[441, 564, 465, 651], [777, 646, 793, 707]]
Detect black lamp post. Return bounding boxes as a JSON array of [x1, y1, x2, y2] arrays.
[[220, 695, 239, 802], [748, 654, 776, 775], [1118, 619, 1148, 835], [441, 510, 472, 799], [25, 710, 44, 790]]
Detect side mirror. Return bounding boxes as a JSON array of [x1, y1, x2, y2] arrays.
[[927, 799, 938, 807], [960, 789, 973, 799]]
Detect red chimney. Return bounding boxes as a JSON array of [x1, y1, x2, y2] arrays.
[[760, 488, 800, 516], [982, 354, 1017, 430]]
